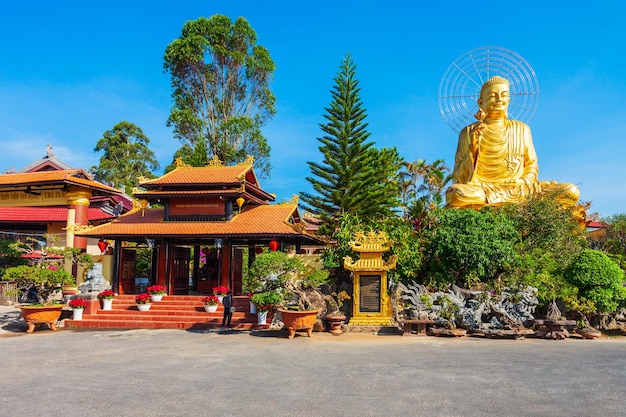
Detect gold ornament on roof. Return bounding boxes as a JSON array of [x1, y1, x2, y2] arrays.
[[343, 231, 397, 272], [349, 231, 392, 253], [237, 155, 255, 167], [63, 224, 94, 233], [278, 194, 300, 205], [207, 155, 224, 167], [131, 199, 149, 217], [174, 157, 191, 168]]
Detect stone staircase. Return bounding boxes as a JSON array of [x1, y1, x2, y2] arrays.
[[66, 295, 263, 330]]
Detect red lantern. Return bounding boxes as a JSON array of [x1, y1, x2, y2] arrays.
[[97, 239, 109, 254], [255, 247, 264, 254], [269, 240, 279, 252]]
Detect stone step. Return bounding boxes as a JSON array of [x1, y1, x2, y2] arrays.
[[66, 295, 266, 331], [67, 319, 263, 330]]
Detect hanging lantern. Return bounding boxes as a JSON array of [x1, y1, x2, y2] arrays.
[[269, 239, 279, 252], [97, 239, 109, 254], [236, 197, 245, 208], [255, 247, 264, 254]]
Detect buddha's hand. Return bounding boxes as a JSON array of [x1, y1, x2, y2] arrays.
[[504, 178, 533, 186]]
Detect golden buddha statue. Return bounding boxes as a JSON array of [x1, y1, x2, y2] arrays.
[[446, 76, 580, 209]]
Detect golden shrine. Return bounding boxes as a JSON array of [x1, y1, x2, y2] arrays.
[[343, 231, 396, 326]]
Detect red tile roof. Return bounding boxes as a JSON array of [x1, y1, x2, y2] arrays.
[[0, 207, 118, 223], [586, 221, 605, 228], [133, 188, 241, 198], [76, 204, 319, 242], [140, 165, 253, 186], [0, 170, 122, 194]]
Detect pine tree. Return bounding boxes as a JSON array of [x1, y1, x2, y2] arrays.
[[301, 55, 399, 236]]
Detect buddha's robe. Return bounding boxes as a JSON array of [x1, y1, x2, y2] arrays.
[[446, 120, 579, 208]]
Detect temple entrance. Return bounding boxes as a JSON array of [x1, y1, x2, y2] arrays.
[[172, 247, 190, 295], [119, 249, 136, 294]]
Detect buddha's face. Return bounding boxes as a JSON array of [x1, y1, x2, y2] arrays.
[[479, 83, 510, 115]]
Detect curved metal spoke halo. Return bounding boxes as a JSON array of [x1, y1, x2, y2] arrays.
[[438, 46, 540, 132]]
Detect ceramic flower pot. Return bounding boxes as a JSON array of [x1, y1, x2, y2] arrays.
[[279, 309, 320, 339], [204, 304, 218, 313], [249, 302, 257, 314], [150, 294, 164, 302], [19, 304, 64, 333], [101, 298, 113, 310], [137, 303, 151, 312], [325, 315, 346, 335], [72, 308, 84, 321], [257, 311, 268, 325]]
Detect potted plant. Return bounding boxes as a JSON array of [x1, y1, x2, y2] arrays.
[[3, 263, 75, 333], [135, 293, 152, 311], [202, 295, 220, 313], [246, 251, 330, 338], [324, 290, 351, 335], [68, 298, 88, 320], [97, 289, 116, 310], [147, 285, 166, 302], [250, 292, 282, 325], [247, 292, 257, 314], [213, 285, 229, 302]]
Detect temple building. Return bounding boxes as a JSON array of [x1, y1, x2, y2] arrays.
[[0, 146, 132, 255], [76, 156, 322, 296]]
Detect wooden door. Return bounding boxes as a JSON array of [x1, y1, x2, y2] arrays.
[[119, 249, 136, 294], [172, 247, 190, 295]]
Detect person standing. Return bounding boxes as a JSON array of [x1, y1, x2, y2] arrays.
[[222, 290, 233, 328]]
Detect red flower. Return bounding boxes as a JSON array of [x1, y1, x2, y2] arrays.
[[147, 285, 166, 295], [202, 295, 219, 305], [69, 298, 89, 309], [212, 285, 229, 296], [97, 290, 116, 300], [135, 293, 152, 304]]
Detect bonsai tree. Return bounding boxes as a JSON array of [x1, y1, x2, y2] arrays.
[[3, 264, 75, 305], [245, 251, 329, 310]]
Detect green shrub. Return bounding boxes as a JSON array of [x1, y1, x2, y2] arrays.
[[564, 249, 625, 313], [250, 292, 282, 312]]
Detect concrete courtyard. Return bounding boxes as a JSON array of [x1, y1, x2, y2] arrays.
[[1, 305, 625, 417]]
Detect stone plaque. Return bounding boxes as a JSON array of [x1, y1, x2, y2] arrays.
[[359, 274, 381, 313]]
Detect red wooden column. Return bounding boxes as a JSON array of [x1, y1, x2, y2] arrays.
[[219, 242, 231, 289], [66, 187, 92, 249]]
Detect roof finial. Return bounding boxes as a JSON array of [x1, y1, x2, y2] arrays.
[[207, 155, 224, 167], [46, 144, 56, 158]]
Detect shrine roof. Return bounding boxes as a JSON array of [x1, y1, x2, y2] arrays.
[[136, 163, 274, 203], [0, 206, 121, 223], [0, 170, 122, 195], [75, 204, 320, 242], [139, 164, 257, 187], [133, 188, 241, 198]]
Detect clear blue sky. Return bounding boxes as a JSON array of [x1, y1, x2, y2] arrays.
[[1, 1, 625, 217]]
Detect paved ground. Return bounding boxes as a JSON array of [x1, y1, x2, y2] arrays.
[[2, 305, 626, 417]]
